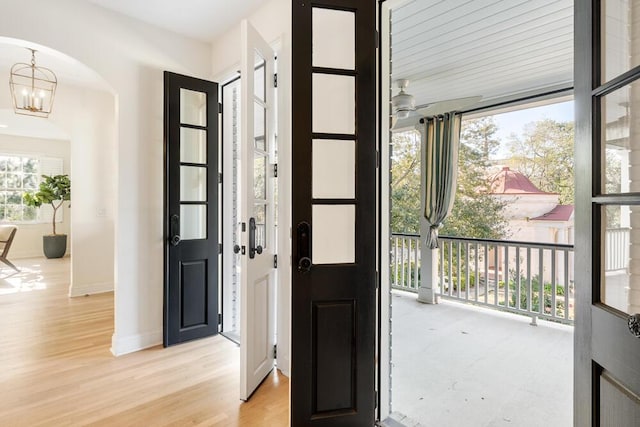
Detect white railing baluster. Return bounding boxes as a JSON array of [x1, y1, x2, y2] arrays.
[[551, 248, 557, 319], [414, 237, 420, 290], [483, 243, 489, 305], [473, 243, 479, 302], [539, 248, 544, 316], [493, 244, 500, 307], [515, 246, 521, 311], [504, 245, 509, 308]]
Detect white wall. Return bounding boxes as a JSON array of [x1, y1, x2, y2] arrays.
[[54, 85, 117, 297], [211, 0, 292, 376], [0, 0, 212, 355], [0, 134, 70, 259]]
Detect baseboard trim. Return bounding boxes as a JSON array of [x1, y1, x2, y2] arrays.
[[69, 281, 113, 297], [111, 330, 162, 356]]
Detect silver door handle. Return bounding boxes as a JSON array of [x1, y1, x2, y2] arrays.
[[628, 314, 640, 337]]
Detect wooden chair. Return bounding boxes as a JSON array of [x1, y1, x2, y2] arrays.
[[0, 225, 19, 271]]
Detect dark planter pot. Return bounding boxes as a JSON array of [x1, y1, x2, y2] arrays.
[[43, 234, 67, 259]]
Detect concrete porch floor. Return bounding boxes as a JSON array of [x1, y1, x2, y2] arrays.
[[391, 290, 573, 427]]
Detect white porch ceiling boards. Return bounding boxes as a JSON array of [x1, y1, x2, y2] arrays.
[[391, 0, 574, 109], [86, 0, 269, 42]]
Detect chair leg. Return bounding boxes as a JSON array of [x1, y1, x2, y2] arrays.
[[0, 257, 19, 272]]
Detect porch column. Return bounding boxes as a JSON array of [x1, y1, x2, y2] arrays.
[[417, 234, 440, 304], [418, 123, 439, 304]]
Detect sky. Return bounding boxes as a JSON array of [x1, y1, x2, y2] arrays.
[[486, 100, 574, 159]]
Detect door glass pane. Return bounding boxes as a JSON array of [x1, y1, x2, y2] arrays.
[[601, 205, 633, 314], [312, 204, 355, 264], [254, 53, 266, 102], [180, 166, 207, 201], [180, 89, 207, 126], [601, 80, 640, 194], [254, 203, 266, 248], [312, 74, 355, 135], [180, 127, 207, 164], [312, 7, 355, 70], [180, 204, 207, 240], [313, 139, 355, 199], [254, 102, 266, 151], [602, 0, 640, 82], [254, 154, 266, 200]]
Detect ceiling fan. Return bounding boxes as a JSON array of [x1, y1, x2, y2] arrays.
[[391, 79, 483, 129]]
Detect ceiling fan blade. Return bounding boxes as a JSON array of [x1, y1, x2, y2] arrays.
[[391, 111, 421, 131], [416, 95, 483, 116]]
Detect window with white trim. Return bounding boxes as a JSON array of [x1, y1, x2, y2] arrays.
[[0, 155, 64, 223]]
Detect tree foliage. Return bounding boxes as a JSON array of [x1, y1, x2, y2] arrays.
[[440, 117, 508, 239], [390, 130, 421, 233], [507, 119, 574, 204], [390, 117, 508, 239]]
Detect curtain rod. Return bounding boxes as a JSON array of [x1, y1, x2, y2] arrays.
[[460, 86, 574, 116]]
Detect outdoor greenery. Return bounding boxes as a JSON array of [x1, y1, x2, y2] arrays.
[[23, 174, 71, 235], [506, 119, 575, 204], [390, 130, 421, 234], [390, 115, 578, 239], [0, 156, 39, 222], [440, 117, 508, 239], [390, 117, 509, 238], [506, 274, 567, 318]]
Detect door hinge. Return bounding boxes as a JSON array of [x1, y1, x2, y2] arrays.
[[218, 243, 222, 254], [274, 254, 278, 268], [273, 344, 277, 359], [218, 172, 222, 184], [218, 102, 222, 112], [376, 150, 380, 169], [375, 390, 378, 409], [218, 313, 222, 325], [273, 163, 278, 178], [274, 73, 278, 88], [375, 30, 380, 49]]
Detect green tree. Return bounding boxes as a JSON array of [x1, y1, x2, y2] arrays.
[[507, 119, 574, 204], [440, 117, 508, 239], [391, 130, 421, 233], [390, 117, 508, 239]]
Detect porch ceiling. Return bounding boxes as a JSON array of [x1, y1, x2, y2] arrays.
[[391, 0, 574, 109]]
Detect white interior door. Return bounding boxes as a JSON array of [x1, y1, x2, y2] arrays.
[[240, 19, 277, 401]]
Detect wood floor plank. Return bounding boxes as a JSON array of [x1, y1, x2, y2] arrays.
[[0, 257, 289, 426]]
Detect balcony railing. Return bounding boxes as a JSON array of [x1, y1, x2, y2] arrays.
[[605, 227, 629, 271], [390, 233, 575, 325]]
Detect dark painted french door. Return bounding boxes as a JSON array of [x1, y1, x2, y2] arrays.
[[291, 0, 377, 425], [164, 71, 219, 346], [574, 0, 640, 424]]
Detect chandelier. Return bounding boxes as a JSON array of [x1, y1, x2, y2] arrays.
[[9, 49, 57, 118]]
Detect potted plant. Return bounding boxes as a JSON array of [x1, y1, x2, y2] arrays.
[[23, 174, 71, 259]]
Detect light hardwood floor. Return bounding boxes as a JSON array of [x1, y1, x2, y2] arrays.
[[0, 257, 289, 426]]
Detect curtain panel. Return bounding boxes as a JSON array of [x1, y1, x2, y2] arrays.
[[423, 112, 462, 249]]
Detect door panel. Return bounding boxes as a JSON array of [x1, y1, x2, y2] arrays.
[[164, 71, 219, 346], [575, 0, 640, 424], [240, 19, 277, 401], [291, 0, 377, 425]]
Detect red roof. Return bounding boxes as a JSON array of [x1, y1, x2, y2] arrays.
[[531, 205, 574, 221], [489, 167, 554, 195]]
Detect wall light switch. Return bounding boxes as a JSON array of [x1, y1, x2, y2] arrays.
[[96, 208, 106, 217]]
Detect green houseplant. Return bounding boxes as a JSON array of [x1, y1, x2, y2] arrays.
[[23, 174, 71, 259]]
